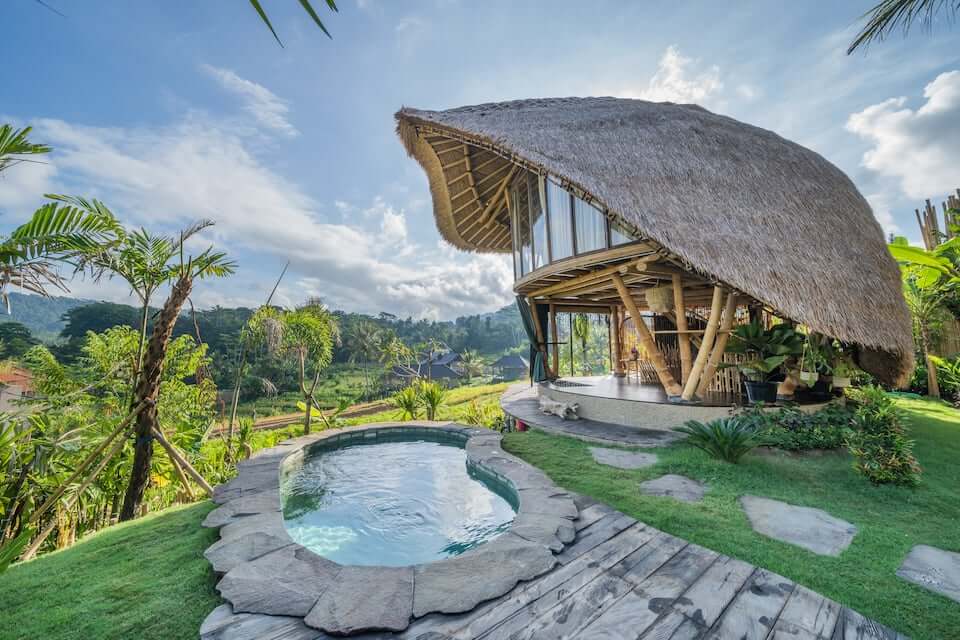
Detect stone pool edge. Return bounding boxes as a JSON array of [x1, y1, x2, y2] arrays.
[[199, 421, 580, 636]]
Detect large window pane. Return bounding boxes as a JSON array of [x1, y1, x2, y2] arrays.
[[546, 180, 573, 261], [610, 219, 634, 246], [512, 179, 531, 275], [574, 196, 607, 253], [529, 174, 548, 269]]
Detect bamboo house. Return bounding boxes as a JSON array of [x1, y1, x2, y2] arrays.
[[396, 97, 912, 427]]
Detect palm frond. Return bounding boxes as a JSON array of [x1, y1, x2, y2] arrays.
[[0, 125, 50, 174], [848, 0, 960, 54], [249, 0, 337, 46]]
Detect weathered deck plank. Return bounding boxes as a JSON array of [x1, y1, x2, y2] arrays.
[[769, 585, 842, 639], [556, 512, 637, 565], [671, 555, 755, 630], [574, 544, 719, 639], [703, 568, 795, 640]]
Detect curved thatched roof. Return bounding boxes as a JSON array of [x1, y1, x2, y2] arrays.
[[395, 97, 913, 384]]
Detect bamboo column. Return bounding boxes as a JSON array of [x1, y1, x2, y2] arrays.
[[151, 427, 214, 497], [671, 274, 692, 385], [682, 286, 725, 401], [549, 303, 559, 375], [696, 293, 738, 396], [611, 305, 625, 377], [611, 274, 682, 396], [529, 299, 552, 379]]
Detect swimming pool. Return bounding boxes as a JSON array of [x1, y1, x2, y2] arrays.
[[281, 432, 518, 566]]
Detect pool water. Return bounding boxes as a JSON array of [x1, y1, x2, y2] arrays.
[[281, 436, 517, 566]]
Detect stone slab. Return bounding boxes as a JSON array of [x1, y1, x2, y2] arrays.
[[204, 531, 292, 574], [217, 545, 341, 617], [412, 533, 556, 617], [897, 544, 960, 603], [740, 495, 857, 557], [640, 474, 708, 503], [305, 565, 414, 633], [589, 446, 658, 469]]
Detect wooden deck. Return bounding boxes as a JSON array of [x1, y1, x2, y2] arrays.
[[201, 497, 906, 639]]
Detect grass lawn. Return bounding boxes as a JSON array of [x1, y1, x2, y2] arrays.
[[502, 397, 960, 640], [0, 502, 219, 640]]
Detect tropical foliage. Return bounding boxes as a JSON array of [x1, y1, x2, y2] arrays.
[[846, 386, 922, 485], [674, 417, 761, 463]]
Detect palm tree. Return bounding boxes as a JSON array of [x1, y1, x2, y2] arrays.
[[572, 314, 592, 375], [346, 320, 384, 394], [903, 276, 948, 398], [848, 0, 960, 54], [459, 349, 485, 382], [117, 228, 234, 521]]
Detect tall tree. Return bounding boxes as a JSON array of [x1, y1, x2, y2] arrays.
[[345, 320, 384, 393], [116, 227, 234, 520], [0, 125, 50, 174], [250, 302, 337, 434]]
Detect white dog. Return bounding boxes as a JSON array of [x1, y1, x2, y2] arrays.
[[539, 397, 580, 420]]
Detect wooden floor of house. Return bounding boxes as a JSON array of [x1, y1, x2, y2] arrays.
[[201, 497, 906, 640]]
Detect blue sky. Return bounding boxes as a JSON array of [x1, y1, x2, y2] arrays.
[[2, 1, 959, 319]]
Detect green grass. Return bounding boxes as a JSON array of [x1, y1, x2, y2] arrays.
[[0, 502, 219, 640], [502, 397, 960, 640], [344, 382, 509, 425]]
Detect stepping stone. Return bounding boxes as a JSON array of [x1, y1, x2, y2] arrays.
[[590, 447, 658, 469], [740, 495, 856, 557], [639, 474, 707, 503], [897, 544, 960, 603]]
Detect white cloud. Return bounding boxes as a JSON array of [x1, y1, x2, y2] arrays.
[[864, 191, 901, 238], [846, 70, 960, 198], [0, 111, 512, 319], [395, 16, 428, 56], [603, 46, 723, 105], [201, 64, 299, 138]]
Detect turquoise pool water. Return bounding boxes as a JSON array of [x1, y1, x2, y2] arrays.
[[281, 434, 517, 566]]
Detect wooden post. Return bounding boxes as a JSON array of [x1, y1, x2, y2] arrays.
[[696, 294, 738, 396], [671, 274, 692, 385], [549, 303, 559, 375], [611, 274, 682, 396], [529, 299, 552, 379], [682, 287, 725, 401], [151, 427, 214, 497], [611, 305, 625, 377]]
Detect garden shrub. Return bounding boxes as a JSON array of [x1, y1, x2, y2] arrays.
[[736, 403, 853, 451], [846, 385, 922, 486], [674, 417, 760, 463], [458, 399, 506, 431]]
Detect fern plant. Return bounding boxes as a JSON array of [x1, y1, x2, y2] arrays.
[[674, 417, 761, 463]]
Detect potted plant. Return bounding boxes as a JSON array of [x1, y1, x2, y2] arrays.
[[798, 335, 830, 386], [723, 320, 801, 404], [831, 359, 857, 388]]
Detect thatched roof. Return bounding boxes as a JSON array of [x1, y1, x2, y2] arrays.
[[395, 97, 913, 384]]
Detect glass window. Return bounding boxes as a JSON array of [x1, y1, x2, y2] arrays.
[[574, 196, 607, 253], [610, 219, 634, 246], [510, 197, 522, 279], [511, 179, 531, 276], [546, 180, 573, 261], [529, 174, 548, 269]]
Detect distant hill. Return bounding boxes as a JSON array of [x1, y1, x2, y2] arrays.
[[0, 293, 94, 342]]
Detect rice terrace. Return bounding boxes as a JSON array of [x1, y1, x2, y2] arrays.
[[1, 2, 959, 639]]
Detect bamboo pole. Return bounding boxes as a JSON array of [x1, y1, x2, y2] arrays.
[[20, 432, 129, 561], [611, 305, 625, 376], [27, 401, 147, 528], [671, 274, 692, 385], [696, 294, 739, 396], [150, 427, 214, 497], [167, 444, 196, 501], [549, 303, 559, 375], [682, 287, 725, 401], [611, 274, 682, 396]]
